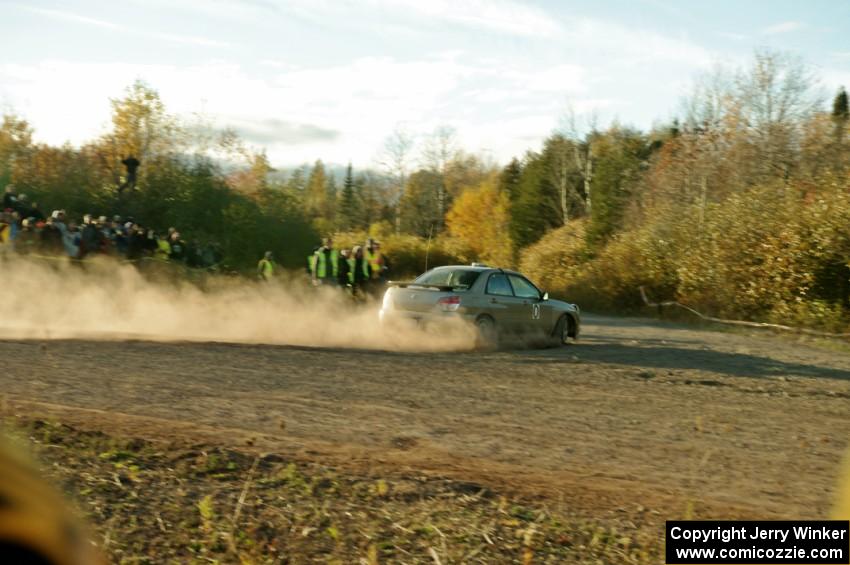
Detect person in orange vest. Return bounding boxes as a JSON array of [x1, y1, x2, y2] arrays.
[[364, 238, 389, 295], [364, 238, 386, 280]]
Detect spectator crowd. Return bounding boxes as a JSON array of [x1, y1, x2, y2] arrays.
[[0, 184, 222, 268]]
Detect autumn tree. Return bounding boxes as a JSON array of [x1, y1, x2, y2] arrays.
[[99, 80, 183, 191], [305, 160, 328, 219], [0, 114, 33, 188], [226, 149, 274, 197], [443, 152, 489, 208], [446, 175, 513, 266]]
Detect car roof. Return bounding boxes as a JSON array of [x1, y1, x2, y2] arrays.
[[428, 265, 524, 276]]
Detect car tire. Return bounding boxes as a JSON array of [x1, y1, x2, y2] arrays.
[[475, 316, 497, 350], [554, 314, 574, 345]]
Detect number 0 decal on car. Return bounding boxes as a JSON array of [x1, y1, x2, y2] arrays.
[[532, 303, 541, 319]]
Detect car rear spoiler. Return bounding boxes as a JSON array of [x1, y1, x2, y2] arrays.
[[387, 281, 459, 292]]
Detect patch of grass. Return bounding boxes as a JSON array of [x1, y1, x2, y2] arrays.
[[3, 415, 663, 564]]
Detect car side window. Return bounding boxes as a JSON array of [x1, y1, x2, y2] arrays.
[[486, 273, 514, 296], [508, 275, 541, 299]]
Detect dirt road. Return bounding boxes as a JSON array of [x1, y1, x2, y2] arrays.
[[3, 314, 849, 521]]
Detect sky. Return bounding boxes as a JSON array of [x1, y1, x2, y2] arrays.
[[1, 0, 849, 169]]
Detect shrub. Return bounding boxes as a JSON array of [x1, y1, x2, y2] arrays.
[[518, 220, 588, 296]]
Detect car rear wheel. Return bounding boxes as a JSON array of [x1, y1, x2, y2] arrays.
[[475, 316, 497, 349]]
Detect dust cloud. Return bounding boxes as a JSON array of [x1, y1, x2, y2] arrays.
[[0, 257, 477, 352]]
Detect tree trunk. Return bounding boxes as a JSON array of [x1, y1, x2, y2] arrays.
[[584, 146, 593, 214], [575, 143, 593, 214], [560, 164, 569, 226]]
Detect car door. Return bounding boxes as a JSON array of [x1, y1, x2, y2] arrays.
[[507, 274, 550, 336], [483, 273, 525, 332]]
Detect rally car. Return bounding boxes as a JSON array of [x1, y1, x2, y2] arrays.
[[379, 264, 580, 346]]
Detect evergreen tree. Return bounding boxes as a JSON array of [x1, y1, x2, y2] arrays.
[[339, 162, 358, 230], [286, 166, 307, 193], [585, 126, 649, 246], [833, 87, 849, 120], [499, 158, 522, 202], [324, 174, 337, 227], [833, 87, 849, 145], [355, 172, 382, 228], [508, 153, 559, 248]]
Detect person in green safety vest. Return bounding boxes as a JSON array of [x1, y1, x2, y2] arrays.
[[349, 245, 371, 296], [257, 251, 275, 281], [310, 237, 339, 285], [306, 246, 318, 276], [154, 233, 171, 260]]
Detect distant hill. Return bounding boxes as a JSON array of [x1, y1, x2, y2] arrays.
[[269, 163, 382, 184]]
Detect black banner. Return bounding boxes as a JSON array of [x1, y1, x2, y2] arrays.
[[666, 521, 849, 564]]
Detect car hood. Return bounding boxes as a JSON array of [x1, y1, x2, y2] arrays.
[[547, 299, 580, 314]]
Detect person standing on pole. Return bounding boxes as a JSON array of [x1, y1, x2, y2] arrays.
[[118, 155, 140, 193]]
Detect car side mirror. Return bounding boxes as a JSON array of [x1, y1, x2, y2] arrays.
[[541, 292, 549, 301]]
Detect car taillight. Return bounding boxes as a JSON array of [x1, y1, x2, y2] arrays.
[[437, 295, 461, 311]]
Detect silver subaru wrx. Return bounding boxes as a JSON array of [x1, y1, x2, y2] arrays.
[[379, 265, 580, 347]]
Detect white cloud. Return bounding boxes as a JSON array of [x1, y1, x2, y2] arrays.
[[821, 69, 850, 93], [22, 6, 122, 30], [762, 21, 804, 35], [1, 2, 730, 166], [150, 32, 231, 48], [17, 4, 231, 48], [139, 0, 560, 38], [503, 64, 587, 93], [375, 0, 561, 37], [0, 53, 608, 166], [717, 31, 748, 42], [567, 19, 715, 68], [1, 27, 718, 165]]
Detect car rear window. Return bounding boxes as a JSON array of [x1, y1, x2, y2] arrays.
[[414, 269, 481, 289]]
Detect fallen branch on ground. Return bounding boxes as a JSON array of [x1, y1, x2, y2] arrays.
[[638, 286, 850, 339]]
